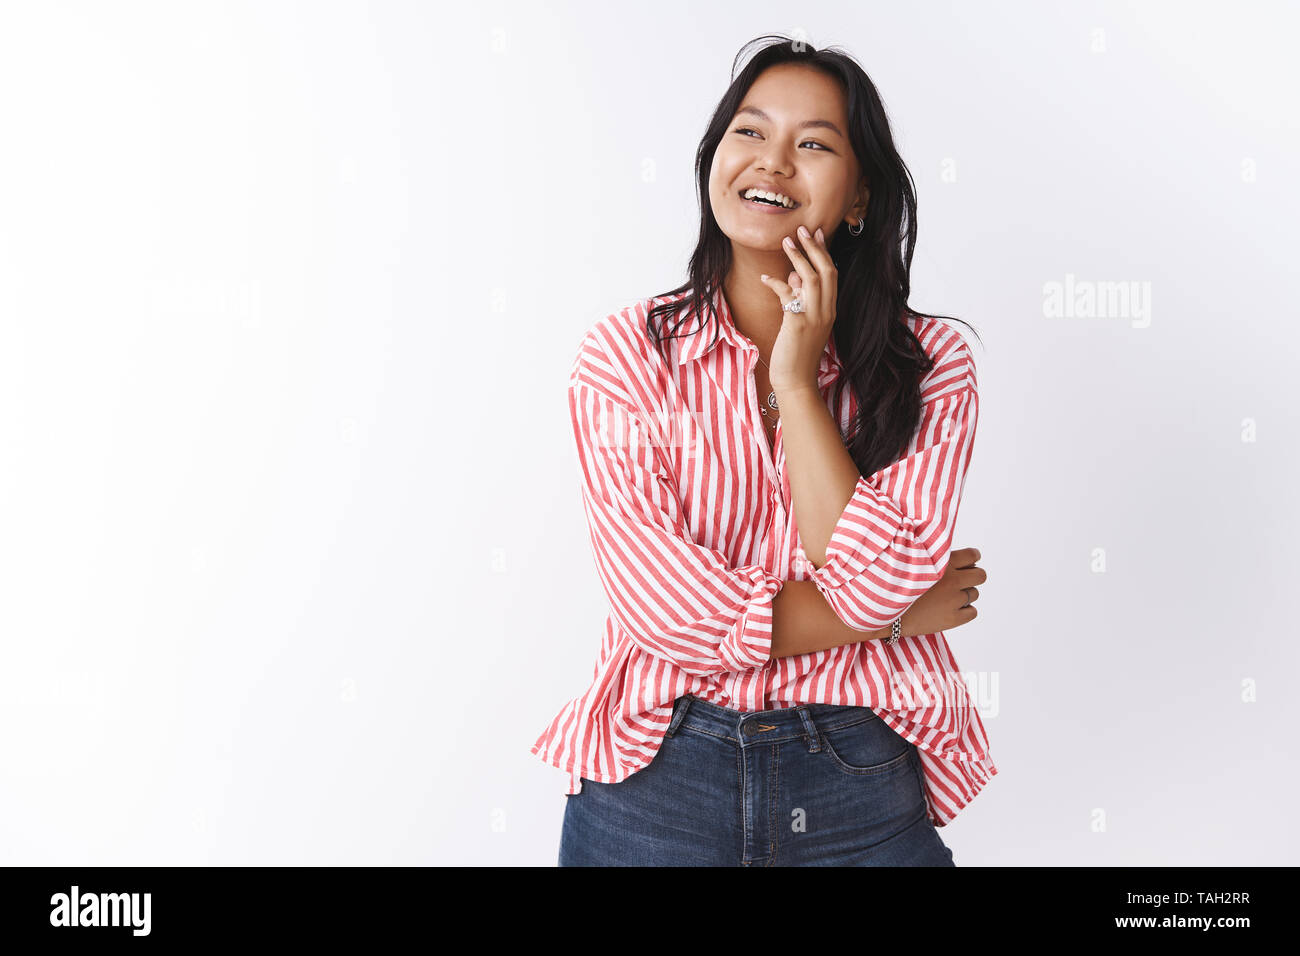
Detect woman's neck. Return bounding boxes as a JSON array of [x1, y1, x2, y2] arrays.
[[723, 257, 789, 352]]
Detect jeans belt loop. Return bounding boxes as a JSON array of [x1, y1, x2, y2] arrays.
[[666, 695, 692, 738], [796, 705, 821, 752]]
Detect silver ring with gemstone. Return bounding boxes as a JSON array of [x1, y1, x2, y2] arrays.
[[783, 297, 804, 313]]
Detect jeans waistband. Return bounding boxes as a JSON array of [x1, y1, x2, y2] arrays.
[[665, 694, 879, 749]]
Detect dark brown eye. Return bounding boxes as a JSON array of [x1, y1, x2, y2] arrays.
[[732, 128, 830, 150]]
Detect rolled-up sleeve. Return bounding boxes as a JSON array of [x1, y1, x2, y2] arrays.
[[570, 379, 783, 675], [805, 350, 979, 632]]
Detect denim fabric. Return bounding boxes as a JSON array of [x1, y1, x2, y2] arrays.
[[558, 694, 956, 866]]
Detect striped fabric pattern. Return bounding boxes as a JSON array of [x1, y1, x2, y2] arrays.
[[531, 285, 996, 827]]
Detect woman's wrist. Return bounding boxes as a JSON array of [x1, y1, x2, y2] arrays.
[[868, 609, 910, 642], [896, 607, 912, 637]]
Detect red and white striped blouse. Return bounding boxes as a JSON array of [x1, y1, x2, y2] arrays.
[[531, 284, 996, 827]]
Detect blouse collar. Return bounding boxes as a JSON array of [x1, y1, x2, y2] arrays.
[[674, 284, 843, 389]]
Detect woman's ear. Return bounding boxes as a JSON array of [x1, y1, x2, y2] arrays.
[[845, 181, 870, 228]]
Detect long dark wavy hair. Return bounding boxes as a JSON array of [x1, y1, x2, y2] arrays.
[[646, 35, 982, 480]]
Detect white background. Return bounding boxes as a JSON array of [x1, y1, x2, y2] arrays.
[[1, 1, 1296, 865]]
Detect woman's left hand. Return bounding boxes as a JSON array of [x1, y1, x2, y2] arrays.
[[759, 224, 838, 395]]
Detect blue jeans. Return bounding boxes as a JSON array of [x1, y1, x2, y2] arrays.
[[558, 694, 956, 866]]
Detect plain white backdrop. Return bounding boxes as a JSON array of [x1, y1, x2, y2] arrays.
[[1, 1, 1296, 866]]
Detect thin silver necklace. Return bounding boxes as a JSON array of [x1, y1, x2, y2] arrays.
[[753, 351, 779, 429]]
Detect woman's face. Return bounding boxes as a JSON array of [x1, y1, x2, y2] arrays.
[[709, 63, 868, 254]]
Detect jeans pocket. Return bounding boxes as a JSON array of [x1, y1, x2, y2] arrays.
[[820, 717, 913, 776]]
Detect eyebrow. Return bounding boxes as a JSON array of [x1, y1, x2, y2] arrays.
[[735, 106, 845, 139]]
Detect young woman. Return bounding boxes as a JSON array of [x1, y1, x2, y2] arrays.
[[532, 36, 997, 866]]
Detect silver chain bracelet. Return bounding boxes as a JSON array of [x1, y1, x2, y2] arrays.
[[883, 617, 902, 646]]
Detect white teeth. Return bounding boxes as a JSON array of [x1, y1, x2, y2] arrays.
[[742, 188, 795, 209]]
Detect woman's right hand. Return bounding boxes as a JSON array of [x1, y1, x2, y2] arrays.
[[896, 547, 985, 638]]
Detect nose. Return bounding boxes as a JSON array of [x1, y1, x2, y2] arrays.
[[756, 144, 794, 179]]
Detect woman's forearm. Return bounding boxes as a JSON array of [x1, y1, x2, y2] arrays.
[[770, 580, 888, 658], [774, 385, 863, 568]]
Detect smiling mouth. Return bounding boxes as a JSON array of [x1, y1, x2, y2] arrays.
[[738, 189, 800, 210]]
